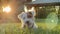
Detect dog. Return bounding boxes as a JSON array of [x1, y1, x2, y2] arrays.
[[18, 11, 38, 29]]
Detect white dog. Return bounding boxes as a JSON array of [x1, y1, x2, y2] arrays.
[[18, 11, 38, 29]]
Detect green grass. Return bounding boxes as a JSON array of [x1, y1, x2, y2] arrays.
[[0, 22, 60, 34]]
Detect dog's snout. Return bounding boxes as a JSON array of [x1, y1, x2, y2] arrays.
[[26, 21, 30, 26], [26, 21, 29, 23]]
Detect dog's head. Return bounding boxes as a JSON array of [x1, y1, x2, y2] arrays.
[[27, 11, 36, 18]]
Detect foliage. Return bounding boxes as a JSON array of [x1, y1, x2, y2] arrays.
[[35, 6, 57, 19]]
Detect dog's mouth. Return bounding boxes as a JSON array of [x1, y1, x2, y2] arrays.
[[25, 21, 34, 28], [26, 21, 30, 26]]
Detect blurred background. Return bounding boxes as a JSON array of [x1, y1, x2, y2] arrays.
[[0, 0, 60, 23], [0, 0, 27, 23]]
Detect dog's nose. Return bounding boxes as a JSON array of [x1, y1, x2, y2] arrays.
[[26, 21, 29, 23], [26, 21, 30, 25]]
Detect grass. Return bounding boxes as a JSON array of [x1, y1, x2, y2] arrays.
[[0, 22, 60, 34]]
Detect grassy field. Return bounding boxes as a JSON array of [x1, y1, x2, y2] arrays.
[[0, 22, 60, 34]]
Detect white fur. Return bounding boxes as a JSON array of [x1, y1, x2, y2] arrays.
[[18, 11, 38, 29]]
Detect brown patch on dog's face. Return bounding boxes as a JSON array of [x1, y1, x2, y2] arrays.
[[27, 12, 33, 18]]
